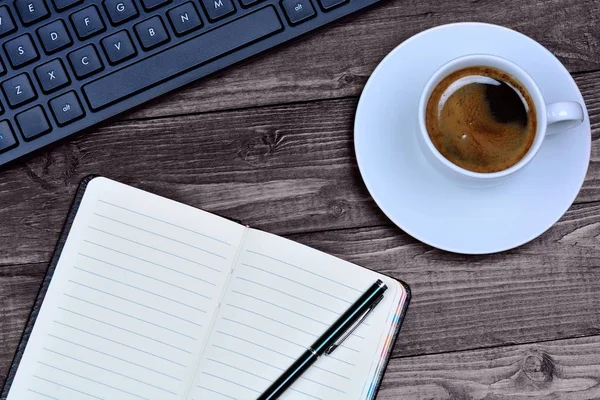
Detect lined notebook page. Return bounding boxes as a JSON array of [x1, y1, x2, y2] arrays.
[[7, 178, 246, 400], [187, 229, 402, 400]]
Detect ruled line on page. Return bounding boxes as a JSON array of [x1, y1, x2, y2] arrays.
[[201, 372, 260, 394], [85, 229, 220, 273], [32, 376, 103, 400], [201, 371, 324, 400], [63, 294, 198, 340], [57, 308, 193, 354], [230, 289, 330, 325], [48, 334, 182, 381], [53, 321, 187, 367], [234, 279, 341, 315], [215, 331, 349, 380], [67, 280, 205, 325], [92, 213, 227, 259], [228, 289, 365, 340], [37, 362, 152, 400], [27, 389, 61, 400], [206, 358, 346, 394], [225, 303, 360, 353], [246, 249, 362, 294], [42, 348, 178, 395], [98, 200, 232, 246], [210, 343, 348, 391], [73, 266, 210, 308], [226, 303, 317, 336], [241, 263, 351, 304], [195, 386, 237, 400], [221, 318, 356, 367], [221, 317, 305, 348], [217, 331, 293, 359], [79, 251, 216, 289]]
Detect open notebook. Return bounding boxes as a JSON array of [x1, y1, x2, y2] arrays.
[[1, 177, 410, 400]]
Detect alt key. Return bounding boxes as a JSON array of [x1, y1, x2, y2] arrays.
[[281, 0, 315, 25], [50, 91, 84, 126]]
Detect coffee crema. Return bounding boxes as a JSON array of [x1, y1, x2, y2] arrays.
[[425, 66, 537, 173]]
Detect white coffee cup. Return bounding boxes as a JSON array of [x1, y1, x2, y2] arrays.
[[417, 54, 585, 184]]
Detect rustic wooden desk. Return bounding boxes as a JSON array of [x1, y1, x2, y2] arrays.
[[2, 0, 600, 398]]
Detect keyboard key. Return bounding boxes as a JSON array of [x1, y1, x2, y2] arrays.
[[141, 0, 171, 10], [318, 0, 346, 10], [84, 7, 283, 110], [281, 0, 315, 24], [0, 121, 17, 153], [71, 6, 105, 39], [15, 0, 50, 25], [51, 0, 83, 11], [168, 2, 202, 36], [104, 0, 139, 25], [240, 0, 263, 7], [0, 58, 5, 76], [201, 0, 236, 21], [135, 17, 169, 50], [4, 34, 39, 68], [0, 6, 17, 38], [35, 59, 70, 93], [2, 73, 37, 108], [69, 45, 104, 79], [37, 20, 72, 54], [16, 106, 51, 140], [102, 30, 136, 64], [49, 91, 84, 126]]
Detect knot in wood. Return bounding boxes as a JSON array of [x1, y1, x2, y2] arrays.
[[24, 143, 83, 190], [342, 74, 355, 85], [522, 351, 555, 383], [235, 129, 284, 162], [329, 202, 346, 217]]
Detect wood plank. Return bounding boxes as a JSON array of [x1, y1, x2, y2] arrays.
[[113, 0, 600, 119], [288, 202, 600, 358], [1, 79, 599, 265], [3, 200, 600, 386], [379, 335, 600, 399], [0, 263, 46, 386], [0, 97, 381, 266]]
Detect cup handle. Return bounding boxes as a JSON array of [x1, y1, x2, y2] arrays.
[[545, 102, 584, 135]]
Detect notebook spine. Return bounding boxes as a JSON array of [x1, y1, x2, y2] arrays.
[[180, 225, 250, 398]]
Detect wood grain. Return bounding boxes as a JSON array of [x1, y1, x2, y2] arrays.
[[0, 69, 598, 266], [292, 201, 600, 358], [0, 263, 46, 386], [4, 199, 600, 386], [379, 335, 600, 399], [113, 0, 600, 120], [2, 0, 600, 396]]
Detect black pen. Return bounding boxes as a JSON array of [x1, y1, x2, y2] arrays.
[[256, 279, 388, 400]]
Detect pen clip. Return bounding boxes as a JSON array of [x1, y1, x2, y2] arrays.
[[325, 294, 384, 355]]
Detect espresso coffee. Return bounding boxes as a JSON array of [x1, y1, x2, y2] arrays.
[[425, 66, 537, 173]]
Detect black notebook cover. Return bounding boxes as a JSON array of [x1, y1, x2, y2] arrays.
[[1, 175, 410, 399]]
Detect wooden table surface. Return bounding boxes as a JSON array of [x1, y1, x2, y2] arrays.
[[2, 0, 600, 398]]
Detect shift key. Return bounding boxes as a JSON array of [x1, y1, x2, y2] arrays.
[[83, 7, 282, 111]]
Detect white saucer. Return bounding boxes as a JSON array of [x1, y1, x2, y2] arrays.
[[354, 23, 591, 254]]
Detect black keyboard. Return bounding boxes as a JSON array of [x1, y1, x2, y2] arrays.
[[0, 0, 378, 168]]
